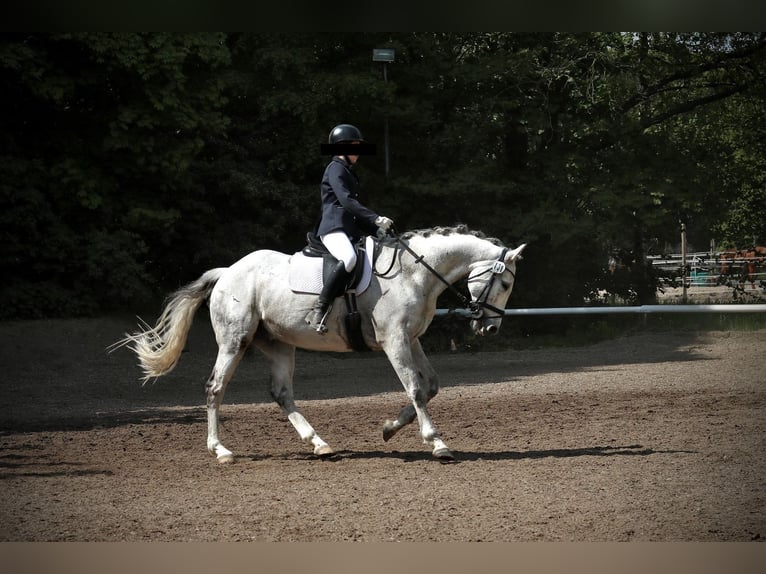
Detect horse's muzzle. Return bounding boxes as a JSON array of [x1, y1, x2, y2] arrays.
[[471, 319, 501, 337]]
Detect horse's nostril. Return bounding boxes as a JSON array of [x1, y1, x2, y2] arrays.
[[485, 325, 498, 335]]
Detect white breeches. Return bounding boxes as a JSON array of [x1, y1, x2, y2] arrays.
[[321, 231, 357, 272]]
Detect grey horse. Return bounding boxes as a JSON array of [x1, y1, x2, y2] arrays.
[[113, 226, 526, 462]]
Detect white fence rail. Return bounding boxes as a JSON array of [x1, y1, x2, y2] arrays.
[[435, 304, 766, 317]]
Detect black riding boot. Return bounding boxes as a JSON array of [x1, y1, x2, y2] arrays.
[[305, 259, 352, 334]]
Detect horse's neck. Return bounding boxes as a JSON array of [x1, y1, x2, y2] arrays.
[[400, 234, 500, 288]]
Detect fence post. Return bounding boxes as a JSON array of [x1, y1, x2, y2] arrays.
[[681, 222, 688, 304]]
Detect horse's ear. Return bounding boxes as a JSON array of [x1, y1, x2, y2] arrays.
[[505, 243, 526, 263]]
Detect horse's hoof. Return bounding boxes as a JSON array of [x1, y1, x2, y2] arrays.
[[383, 420, 397, 442], [217, 454, 235, 464], [433, 447, 455, 461], [315, 445, 335, 458]]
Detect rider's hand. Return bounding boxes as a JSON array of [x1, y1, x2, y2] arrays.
[[375, 216, 394, 231]]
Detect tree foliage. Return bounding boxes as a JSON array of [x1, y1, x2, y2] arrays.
[[1, 32, 764, 319]]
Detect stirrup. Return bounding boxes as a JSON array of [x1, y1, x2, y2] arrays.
[[305, 304, 332, 334]]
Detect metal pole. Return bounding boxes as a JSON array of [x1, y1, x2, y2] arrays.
[[434, 304, 766, 317], [681, 223, 687, 304], [383, 62, 390, 176]]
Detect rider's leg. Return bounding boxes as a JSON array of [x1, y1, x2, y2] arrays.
[[305, 232, 357, 333], [320, 231, 357, 273]]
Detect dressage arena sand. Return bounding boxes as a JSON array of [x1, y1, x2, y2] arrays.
[[0, 316, 764, 542]]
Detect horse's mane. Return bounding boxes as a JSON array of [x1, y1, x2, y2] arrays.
[[399, 224, 504, 247]]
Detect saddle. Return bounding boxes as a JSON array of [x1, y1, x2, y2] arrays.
[[301, 232, 368, 291], [289, 233, 375, 351]]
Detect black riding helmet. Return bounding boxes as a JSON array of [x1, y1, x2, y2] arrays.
[[328, 124, 365, 144]]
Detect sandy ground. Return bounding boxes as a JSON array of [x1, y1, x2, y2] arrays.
[[0, 316, 764, 541]]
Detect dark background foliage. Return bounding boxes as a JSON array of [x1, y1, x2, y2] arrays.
[[2, 32, 764, 320]]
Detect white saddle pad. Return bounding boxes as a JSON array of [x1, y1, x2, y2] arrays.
[[288, 236, 375, 295]]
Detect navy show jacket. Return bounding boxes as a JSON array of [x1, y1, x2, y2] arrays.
[[316, 157, 379, 241]]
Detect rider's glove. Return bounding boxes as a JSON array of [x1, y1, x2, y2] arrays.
[[375, 216, 394, 231]]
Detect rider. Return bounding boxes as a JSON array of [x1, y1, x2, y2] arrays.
[[305, 123, 394, 333]]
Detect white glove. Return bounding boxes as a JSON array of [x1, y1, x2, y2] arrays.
[[375, 216, 394, 231]]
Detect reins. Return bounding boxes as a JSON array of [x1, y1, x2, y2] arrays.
[[373, 231, 510, 319]]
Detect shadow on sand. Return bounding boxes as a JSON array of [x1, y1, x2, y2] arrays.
[[238, 444, 697, 464]]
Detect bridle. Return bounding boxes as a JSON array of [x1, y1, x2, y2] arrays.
[[465, 251, 512, 319], [374, 233, 512, 320]]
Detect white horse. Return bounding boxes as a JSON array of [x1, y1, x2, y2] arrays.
[[113, 225, 526, 462]]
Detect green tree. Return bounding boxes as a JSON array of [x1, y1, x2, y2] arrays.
[[0, 33, 230, 317], [2, 32, 765, 320]]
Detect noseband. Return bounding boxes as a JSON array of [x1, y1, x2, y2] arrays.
[[377, 235, 511, 319]]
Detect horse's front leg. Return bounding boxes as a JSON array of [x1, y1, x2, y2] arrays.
[[382, 339, 438, 438], [382, 337, 453, 460], [253, 337, 334, 458]]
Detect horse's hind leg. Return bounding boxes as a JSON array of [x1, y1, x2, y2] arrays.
[[205, 303, 257, 463], [253, 337, 334, 458], [206, 341, 249, 463]]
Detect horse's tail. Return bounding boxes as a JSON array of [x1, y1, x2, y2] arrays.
[[111, 267, 226, 384]]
